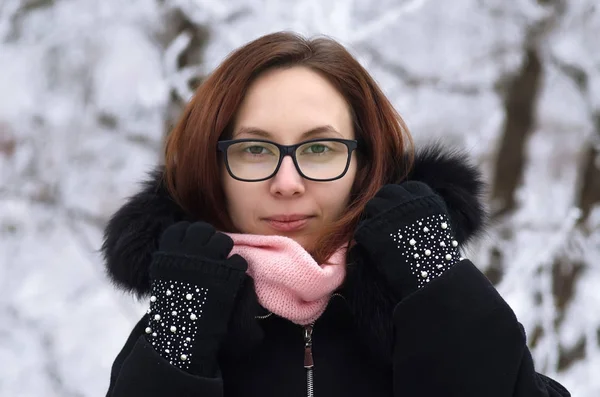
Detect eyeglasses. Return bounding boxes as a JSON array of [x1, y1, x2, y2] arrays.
[[217, 138, 358, 182]]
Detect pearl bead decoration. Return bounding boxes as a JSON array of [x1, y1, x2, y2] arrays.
[[389, 214, 461, 288], [145, 279, 209, 370]]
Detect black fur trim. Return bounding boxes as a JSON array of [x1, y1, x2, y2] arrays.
[[101, 167, 190, 297], [406, 143, 488, 245]]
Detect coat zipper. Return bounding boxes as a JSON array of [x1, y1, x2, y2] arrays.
[[304, 323, 315, 397], [302, 294, 347, 396], [259, 294, 347, 396]]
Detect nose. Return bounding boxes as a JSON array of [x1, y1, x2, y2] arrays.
[[269, 156, 305, 197]]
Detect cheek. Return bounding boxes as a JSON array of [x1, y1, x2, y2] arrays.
[[321, 167, 357, 217], [340, 157, 358, 201], [222, 177, 243, 221], [222, 178, 260, 230]]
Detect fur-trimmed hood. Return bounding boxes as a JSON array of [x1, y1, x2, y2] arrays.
[[101, 144, 487, 359], [102, 144, 486, 294]]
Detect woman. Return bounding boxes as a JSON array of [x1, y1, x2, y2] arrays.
[[102, 32, 570, 397]]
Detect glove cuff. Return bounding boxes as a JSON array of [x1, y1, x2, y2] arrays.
[[145, 253, 246, 377], [144, 278, 208, 373]]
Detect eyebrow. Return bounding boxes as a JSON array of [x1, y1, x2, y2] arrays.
[[233, 125, 344, 140]]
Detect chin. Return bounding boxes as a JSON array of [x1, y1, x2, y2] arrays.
[[292, 236, 314, 251], [272, 232, 310, 248], [245, 222, 315, 250]]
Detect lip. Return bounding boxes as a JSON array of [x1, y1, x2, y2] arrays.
[[263, 214, 314, 232], [265, 214, 313, 222]]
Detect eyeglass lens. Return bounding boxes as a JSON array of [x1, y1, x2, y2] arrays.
[[225, 140, 350, 181]]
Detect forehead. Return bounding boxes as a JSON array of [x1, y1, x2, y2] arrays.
[[233, 66, 354, 142]]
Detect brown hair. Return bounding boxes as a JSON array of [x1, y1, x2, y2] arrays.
[[164, 32, 413, 263]]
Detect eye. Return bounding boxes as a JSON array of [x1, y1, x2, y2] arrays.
[[245, 145, 268, 155], [240, 144, 277, 156], [303, 144, 330, 154]]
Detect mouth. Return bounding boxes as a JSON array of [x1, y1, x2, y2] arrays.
[[263, 214, 315, 232]]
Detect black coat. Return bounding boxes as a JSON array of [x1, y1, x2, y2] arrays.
[[102, 145, 570, 397]]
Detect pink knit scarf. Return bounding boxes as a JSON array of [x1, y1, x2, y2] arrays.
[[225, 234, 347, 325]]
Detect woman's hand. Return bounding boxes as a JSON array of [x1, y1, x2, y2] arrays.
[[145, 221, 247, 376], [155, 221, 247, 267], [354, 182, 463, 300]]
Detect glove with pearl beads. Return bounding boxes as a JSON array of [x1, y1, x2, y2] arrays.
[[144, 221, 247, 377], [354, 181, 464, 300]]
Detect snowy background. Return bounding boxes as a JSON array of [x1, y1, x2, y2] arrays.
[[1, 0, 599, 395]]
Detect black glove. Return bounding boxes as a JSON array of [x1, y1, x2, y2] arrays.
[[144, 221, 247, 377], [354, 181, 464, 300]]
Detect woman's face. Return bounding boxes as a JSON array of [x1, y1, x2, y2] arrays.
[[222, 66, 357, 251]]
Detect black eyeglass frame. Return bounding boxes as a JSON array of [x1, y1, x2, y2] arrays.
[[217, 138, 359, 182]]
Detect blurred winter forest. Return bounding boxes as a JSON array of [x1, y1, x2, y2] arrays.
[[1, 0, 599, 395]]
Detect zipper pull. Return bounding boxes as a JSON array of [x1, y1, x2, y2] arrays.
[[304, 324, 314, 369]]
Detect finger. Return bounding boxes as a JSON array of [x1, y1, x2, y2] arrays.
[[225, 253, 248, 272], [401, 181, 435, 197], [159, 221, 189, 251], [376, 184, 412, 201], [206, 232, 234, 260], [364, 196, 395, 218], [365, 185, 408, 215], [183, 222, 216, 251]]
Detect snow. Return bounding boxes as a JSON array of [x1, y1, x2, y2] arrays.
[[1, 0, 598, 395]]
